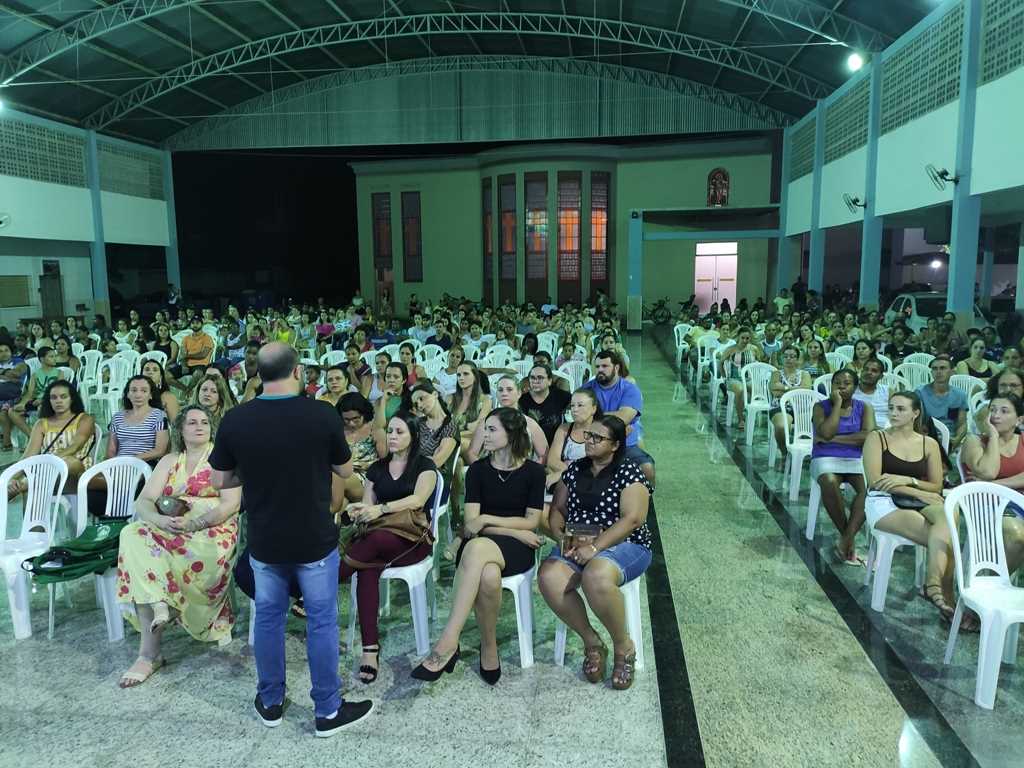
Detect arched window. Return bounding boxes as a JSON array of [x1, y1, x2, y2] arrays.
[[707, 168, 729, 207]]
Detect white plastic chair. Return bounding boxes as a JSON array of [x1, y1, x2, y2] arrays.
[[416, 344, 444, 363], [1, 455, 69, 639], [379, 343, 401, 361], [554, 573, 645, 672], [501, 565, 537, 668], [537, 331, 560, 356], [950, 374, 986, 404], [942, 482, 1024, 709], [360, 350, 379, 368], [875, 353, 893, 373], [71, 342, 85, 357], [969, 391, 989, 436], [694, 336, 719, 404], [904, 352, 936, 367], [319, 350, 346, 367], [79, 349, 103, 390], [56, 366, 75, 384], [780, 389, 825, 501], [673, 324, 692, 374], [346, 472, 444, 658], [69, 458, 152, 642], [881, 372, 909, 393], [551, 370, 574, 393], [510, 359, 534, 380], [834, 345, 854, 359], [805, 457, 863, 541], [825, 352, 850, 371], [894, 362, 932, 390], [558, 360, 590, 391], [812, 373, 832, 397], [25, 357, 42, 377], [422, 357, 446, 380], [462, 344, 483, 362], [709, 346, 732, 416], [137, 350, 168, 372], [483, 347, 517, 369], [738, 362, 774, 447]]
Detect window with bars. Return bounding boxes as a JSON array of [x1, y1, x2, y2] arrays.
[[982, 0, 1024, 84], [401, 191, 422, 282], [0, 119, 87, 187], [525, 173, 548, 282], [591, 172, 610, 286], [98, 142, 165, 200], [880, 3, 963, 134], [371, 192, 392, 270], [790, 118, 816, 180], [499, 176, 516, 282], [482, 179, 493, 303], [558, 173, 581, 281]]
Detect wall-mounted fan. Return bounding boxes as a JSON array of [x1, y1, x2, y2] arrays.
[[925, 164, 959, 190], [842, 193, 866, 214], [0, 212, 11, 230]]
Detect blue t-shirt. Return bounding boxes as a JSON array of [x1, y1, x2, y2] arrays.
[[916, 384, 968, 431], [583, 376, 644, 446]]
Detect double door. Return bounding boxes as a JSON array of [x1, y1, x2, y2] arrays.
[[694, 254, 736, 314]]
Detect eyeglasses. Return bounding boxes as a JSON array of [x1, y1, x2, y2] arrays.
[[583, 431, 612, 444]]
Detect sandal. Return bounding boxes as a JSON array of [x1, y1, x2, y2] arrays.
[[922, 585, 955, 623], [290, 599, 306, 620], [118, 656, 164, 688], [582, 643, 608, 684], [443, 536, 463, 562], [611, 647, 637, 691], [358, 644, 380, 684], [150, 601, 170, 633], [959, 610, 981, 634], [834, 546, 865, 567]]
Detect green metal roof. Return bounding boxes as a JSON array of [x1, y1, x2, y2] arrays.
[[0, 1, 933, 146]]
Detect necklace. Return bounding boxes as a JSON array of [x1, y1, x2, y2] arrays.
[[780, 368, 802, 389]]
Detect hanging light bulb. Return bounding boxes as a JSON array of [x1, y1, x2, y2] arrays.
[[847, 52, 864, 72]]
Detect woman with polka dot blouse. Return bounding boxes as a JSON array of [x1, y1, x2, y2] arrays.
[[539, 414, 653, 691]]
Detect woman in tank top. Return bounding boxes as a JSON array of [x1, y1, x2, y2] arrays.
[[961, 393, 1024, 582], [546, 388, 602, 491], [862, 390, 976, 630]]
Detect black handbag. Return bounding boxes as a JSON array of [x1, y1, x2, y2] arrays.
[[890, 493, 928, 511]]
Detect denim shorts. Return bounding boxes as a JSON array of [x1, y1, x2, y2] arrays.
[[625, 444, 655, 466], [546, 540, 652, 586]]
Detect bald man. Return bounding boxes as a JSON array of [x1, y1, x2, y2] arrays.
[[210, 342, 373, 736]]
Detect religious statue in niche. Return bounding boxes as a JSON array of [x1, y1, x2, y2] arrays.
[[707, 167, 730, 207]]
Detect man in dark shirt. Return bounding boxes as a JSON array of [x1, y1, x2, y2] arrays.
[[210, 342, 372, 737], [519, 363, 571, 445]]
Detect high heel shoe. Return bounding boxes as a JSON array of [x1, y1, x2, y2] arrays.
[[479, 648, 501, 686], [411, 645, 460, 681], [358, 645, 380, 684]]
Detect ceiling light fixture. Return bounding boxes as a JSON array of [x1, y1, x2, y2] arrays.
[[847, 52, 864, 72], [931, 259, 943, 269]]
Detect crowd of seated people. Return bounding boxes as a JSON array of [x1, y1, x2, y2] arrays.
[[0, 290, 657, 695], [678, 286, 1024, 636]]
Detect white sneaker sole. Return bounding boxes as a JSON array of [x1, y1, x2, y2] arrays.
[[254, 702, 283, 728], [314, 701, 375, 738]]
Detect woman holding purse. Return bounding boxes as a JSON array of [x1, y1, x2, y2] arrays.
[[340, 411, 437, 684], [863, 391, 977, 631], [116, 404, 242, 687]]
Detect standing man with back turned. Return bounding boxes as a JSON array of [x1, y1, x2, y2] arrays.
[[209, 342, 373, 737]]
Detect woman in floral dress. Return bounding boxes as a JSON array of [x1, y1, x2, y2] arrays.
[[116, 404, 241, 687]]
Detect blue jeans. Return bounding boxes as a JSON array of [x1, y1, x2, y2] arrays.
[[546, 540, 652, 585], [250, 549, 341, 717]]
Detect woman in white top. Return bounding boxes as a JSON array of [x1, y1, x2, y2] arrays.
[[363, 351, 391, 404], [433, 345, 463, 398]]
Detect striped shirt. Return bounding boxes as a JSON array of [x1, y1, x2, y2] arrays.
[[109, 408, 167, 457]]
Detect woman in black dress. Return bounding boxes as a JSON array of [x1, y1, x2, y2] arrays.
[[412, 407, 545, 684]]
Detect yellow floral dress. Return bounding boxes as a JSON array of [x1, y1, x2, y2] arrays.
[[116, 445, 239, 644]]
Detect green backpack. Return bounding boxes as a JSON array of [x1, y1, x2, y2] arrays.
[[22, 518, 129, 585]]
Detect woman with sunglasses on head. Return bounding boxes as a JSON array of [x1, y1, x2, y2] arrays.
[[6, 380, 95, 499], [863, 391, 975, 631], [412, 407, 545, 685], [539, 415, 653, 691]]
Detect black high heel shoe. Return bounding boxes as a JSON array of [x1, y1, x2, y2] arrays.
[[358, 645, 380, 684], [410, 646, 460, 681], [479, 648, 501, 686]]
